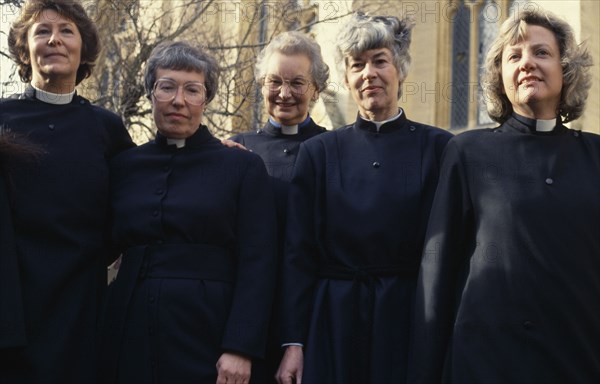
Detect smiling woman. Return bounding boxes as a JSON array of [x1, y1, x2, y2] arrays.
[[26, 9, 83, 92], [501, 25, 564, 120], [228, 32, 329, 384], [410, 7, 599, 383], [0, 1, 134, 383]]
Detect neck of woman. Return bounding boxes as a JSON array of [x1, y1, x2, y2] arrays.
[[31, 75, 77, 94]]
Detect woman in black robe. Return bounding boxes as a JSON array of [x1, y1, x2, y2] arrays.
[[0, 1, 133, 382], [410, 7, 599, 383], [276, 13, 452, 384], [101, 41, 277, 384], [229, 31, 329, 384]]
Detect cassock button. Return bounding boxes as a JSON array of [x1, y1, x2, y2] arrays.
[[283, 148, 290, 154], [373, 162, 381, 168], [79, 100, 85, 105], [409, 126, 416, 132], [545, 178, 554, 185], [573, 131, 580, 137], [156, 239, 163, 245], [523, 320, 533, 330], [156, 189, 164, 195], [48, 124, 55, 130], [152, 210, 159, 217], [256, 129, 262, 134]]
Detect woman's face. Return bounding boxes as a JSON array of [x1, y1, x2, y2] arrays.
[[261, 52, 317, 126], [501, 24, 563, 119], [27, 9, 82, 90], [344, 48, 401, 121], [152, 69, 206, 139]]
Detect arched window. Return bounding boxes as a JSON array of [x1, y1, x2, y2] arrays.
[[449, 0, 516, 130]]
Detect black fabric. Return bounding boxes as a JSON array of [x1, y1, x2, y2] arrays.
[[101, 243, 235, 383], [0, 172, 26, 348], [410, 115, 600, 383], [102, 126, 277, 383], [0, 86, 134, 383], [231, 119, 326, 383], [280, 112, 452, 383]]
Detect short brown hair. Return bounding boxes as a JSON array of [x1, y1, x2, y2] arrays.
[[8, 0, 100, 85]]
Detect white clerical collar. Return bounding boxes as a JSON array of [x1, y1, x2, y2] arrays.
[[32, 84, 75, 105], [167, 138, 186, 148], [363, 110, 404, 132], [269, 116, 310, 136], [536, 118, 556, 132], [281, 125, 299, 135]]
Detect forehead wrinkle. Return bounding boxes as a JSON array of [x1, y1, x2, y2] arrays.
[[349, 48, 390, 61]]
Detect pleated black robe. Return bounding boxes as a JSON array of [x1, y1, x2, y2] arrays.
[[410, 115, 600, 383], [281, 111, 452, 384]]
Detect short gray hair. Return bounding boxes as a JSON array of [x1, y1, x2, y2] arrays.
[[482, 7, 593, 123], [335, 12, 415, 86], [255, 31, 329, 92], [144, 41, 220, 103]]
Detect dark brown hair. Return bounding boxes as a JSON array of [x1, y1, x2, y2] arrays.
[[8, 0, 100, 85]]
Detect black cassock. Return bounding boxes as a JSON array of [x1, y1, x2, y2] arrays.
[[410, 115, 600, 383], [281, 112, 452, 384], [231, 118, 326, 383], [102, 126, 277, 383], [0, 86, 134, 383]]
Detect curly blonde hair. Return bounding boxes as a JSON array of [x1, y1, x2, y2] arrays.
[[482, 7, 592, 123]]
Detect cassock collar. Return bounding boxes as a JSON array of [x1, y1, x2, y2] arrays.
[[355, 109, 407, 134], [31, 83, 74, 105], [261, 116, 319, 139], [155, 125, 216, 149], [263, 116, 312, 136], [20, 85, 87, 105], [504, 113, 566, 136]]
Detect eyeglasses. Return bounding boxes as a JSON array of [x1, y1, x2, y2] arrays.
[[152, 79, 207, 105], [263, 76, 312, 95]]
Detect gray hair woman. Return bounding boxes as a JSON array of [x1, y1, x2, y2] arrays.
[[276, 13, 452, 384], [144, 41, 220, 105], [101, 41, 277, 384], [411, 7, 599, 383], [254, 31, 330, 94], [229, 30, 329, 384]]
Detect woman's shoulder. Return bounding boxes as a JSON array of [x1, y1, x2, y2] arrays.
[[78, 96, 124, 126], [578, 129, 600, 142], [450, 127, 497, 144], [407, 120, 453, 138], [223, 144, 266, 164]]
